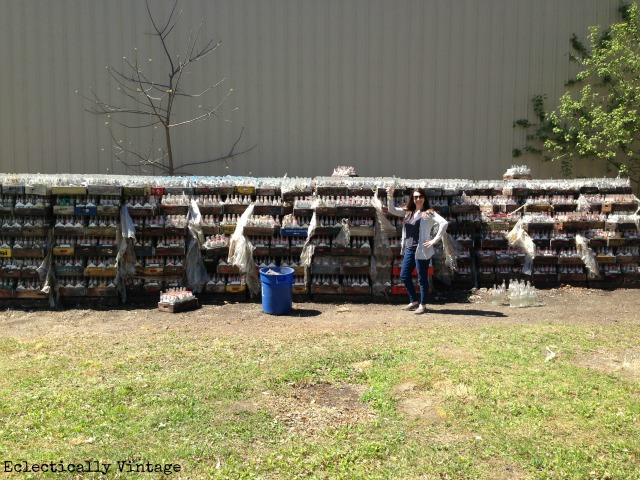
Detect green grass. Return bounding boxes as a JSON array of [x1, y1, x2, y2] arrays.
[[0, 322, 639, 479]]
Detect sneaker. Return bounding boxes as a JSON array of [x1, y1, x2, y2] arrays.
[[401, 302, 419, 311], [414, 305, 426, 315]]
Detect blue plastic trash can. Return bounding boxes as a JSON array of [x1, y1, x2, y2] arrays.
[[259, 266, 294, 315]]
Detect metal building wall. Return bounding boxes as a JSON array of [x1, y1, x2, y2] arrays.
[[0, 0, 623, 181]]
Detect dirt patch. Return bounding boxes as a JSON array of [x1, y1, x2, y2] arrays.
[[236, 383, 375, 436], [573, 347, 640, 382], [1, 287, 638, 341], [392, 376, 475, 424]]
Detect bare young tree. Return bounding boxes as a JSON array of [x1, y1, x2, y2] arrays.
[[81, 0, 254, 175]]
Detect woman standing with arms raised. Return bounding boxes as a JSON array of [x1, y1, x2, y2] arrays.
[[386, 187, 448, 314]]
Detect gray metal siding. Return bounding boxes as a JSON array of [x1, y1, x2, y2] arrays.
[[0, 0, 623, 181]]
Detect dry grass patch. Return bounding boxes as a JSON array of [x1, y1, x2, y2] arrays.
[[435, 343, 481, 363], [397, 393, 446, 424], [391, 380, 446, 424], [390, 380, 419, 395], [234, 382, 376, 437], [483, 456, 527, 480], [574, 347, 640, 382], [351, 360, 373, 372], [432, 378, 476, 400], [392, 377, 474, 425]]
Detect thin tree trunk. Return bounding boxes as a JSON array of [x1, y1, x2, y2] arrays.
[[165, 125, 174, 176]]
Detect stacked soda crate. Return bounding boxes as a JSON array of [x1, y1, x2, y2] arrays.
[[198, 182, 292, 296], [0, 175, 637, 305], [521, 189, 638, 288], [405, 183, 638, 290], [447, 190, 485, 288], [380, 189, 402, 296], [223, 185, 269, 296], [199, 183, 229, 294], [577, 193, 639, 287], [252, 192, 309, 293], [376, 183, 629, 291], [196, 182, 227, 294], [278, 187, 312, 295], [126, 185, 189, 296], [52, 185, 120, 298], [0, 183, 51, 300], [470, 193, 523, 288], [307, 182, 375, 297]]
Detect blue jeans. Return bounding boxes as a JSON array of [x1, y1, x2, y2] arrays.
[[400, 248, 431, 305]]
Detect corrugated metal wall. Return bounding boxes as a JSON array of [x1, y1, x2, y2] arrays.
[[0, 0, 622, 180]]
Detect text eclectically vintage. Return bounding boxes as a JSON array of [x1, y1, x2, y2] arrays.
[[3, 460, 182, 475]]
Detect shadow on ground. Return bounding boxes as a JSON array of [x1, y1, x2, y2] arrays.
[[287, 308, 322, 318], [431, 308, 507, 318]]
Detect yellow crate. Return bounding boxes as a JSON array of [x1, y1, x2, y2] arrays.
[[225, 284, 246, 293], [222, 224, 237, 235], [52, 247, 75, 256], [51, 186, 87, 195], [84, 267, 117, 277], [235, 185, 256, 195]]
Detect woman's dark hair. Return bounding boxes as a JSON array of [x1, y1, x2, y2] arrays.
[[404, 188, 430, 212]]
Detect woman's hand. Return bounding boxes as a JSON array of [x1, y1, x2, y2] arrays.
[[423, 240, 434, 248], [421, 209, 435, 218], [386, 187, 395, 197]]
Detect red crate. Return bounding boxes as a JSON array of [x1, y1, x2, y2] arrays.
[[391, 266, 433, 276]]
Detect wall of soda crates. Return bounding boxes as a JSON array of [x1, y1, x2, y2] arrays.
[[0, 176, 638, 305]]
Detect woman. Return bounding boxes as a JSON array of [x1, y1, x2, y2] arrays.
[[386, 187, 448, 314]]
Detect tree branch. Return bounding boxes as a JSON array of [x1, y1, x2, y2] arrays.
[[173, 127, 256, 173], [146, 0, 179, 75]]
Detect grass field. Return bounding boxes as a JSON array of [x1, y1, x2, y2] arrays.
[[1, 319, 639, 479]]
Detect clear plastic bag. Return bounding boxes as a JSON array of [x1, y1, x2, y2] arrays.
[[506, 219, 536, 275], [185, 200, 209, 293], [576, 234, 599, 279], [576, 194, 592, 212], [334, 218, 351, 247], [228, 204, 261, 295], [441, 232, 460, 272], [370, 195, 398, 296], [230, 235, 261, 295], [299, 212, 318, 267], [300, 243, 315, 268], [371, 195, 397, 238], [114, 205, 137, 302], [36, 230, 59, 307]]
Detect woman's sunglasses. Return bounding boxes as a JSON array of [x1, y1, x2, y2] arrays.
[[413, 195, 424, 199]]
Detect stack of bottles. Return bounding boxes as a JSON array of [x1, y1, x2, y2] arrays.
[[490, 281, 506, 306], [507, 279, 539, 308], [160, 288, 195, 305]]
